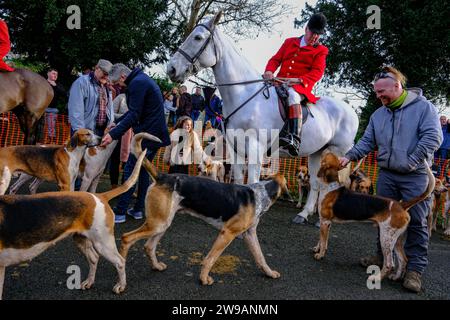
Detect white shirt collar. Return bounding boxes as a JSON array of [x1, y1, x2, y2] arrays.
[[300, 36, 307, 47]]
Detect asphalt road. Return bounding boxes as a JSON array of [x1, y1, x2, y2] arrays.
[[3, 176, 450, 300]]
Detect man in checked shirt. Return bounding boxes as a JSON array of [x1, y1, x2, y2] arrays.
[[68, 59, 114, 136]]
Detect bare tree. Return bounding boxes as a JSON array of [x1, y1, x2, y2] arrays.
[[168, 0, 293, 40]]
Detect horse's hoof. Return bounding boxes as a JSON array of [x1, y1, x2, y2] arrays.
[[292, 215, 308, 225]]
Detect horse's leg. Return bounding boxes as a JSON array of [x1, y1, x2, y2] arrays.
[[247, 140, 264, 184], [293, 151, 322, 225], [23, 111, 40, 145], [232, 163, 245, 185], [23, 76, 53, 145], [14, 108, 39, 145]]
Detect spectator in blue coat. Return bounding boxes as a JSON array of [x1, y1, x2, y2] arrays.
[[100, 64, 170, 224], [205, 92, 223, 128], [435, 115, 450, 160]]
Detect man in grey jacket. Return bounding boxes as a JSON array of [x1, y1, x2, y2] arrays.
[[339, 66, 442, 293], [68, 59, 114, 135]]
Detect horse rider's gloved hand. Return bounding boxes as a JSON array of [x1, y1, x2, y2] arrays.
[[263, 71, 274, 80]]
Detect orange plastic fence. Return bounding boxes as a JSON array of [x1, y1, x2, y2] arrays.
[[1, 112, 447, 196], [0, 112, 71, 147]]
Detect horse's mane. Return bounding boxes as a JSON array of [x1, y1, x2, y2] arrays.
[[213, 28, 261, 79]]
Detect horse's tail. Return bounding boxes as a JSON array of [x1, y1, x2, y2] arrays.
[[132, 133, 161, 183]]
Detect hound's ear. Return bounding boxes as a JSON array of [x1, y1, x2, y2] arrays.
[[317, 167, 324, 178], [71, 133, 79, 149], [66, 133, 78, 150]]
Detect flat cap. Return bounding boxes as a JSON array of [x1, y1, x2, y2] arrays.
[[96, 59, 113, 74]]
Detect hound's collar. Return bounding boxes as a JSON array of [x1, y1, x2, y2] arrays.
[[326, 182, 341, 192]]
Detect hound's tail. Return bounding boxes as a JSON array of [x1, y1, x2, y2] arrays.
[[99, 147, 147, 201], [132, 132, 162, 183], [401, 163, 435, 211], [351, 156, 366, 174]]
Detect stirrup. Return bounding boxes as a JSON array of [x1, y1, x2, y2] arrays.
[[279, 135, 300, 157]]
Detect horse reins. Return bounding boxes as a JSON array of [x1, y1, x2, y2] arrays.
[[177, 23, 218, 75]]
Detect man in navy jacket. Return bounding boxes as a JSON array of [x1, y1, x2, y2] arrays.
[[101, 64, 170, 223]]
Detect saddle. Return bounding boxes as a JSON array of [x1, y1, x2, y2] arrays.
[[276, 84, 310, 124]]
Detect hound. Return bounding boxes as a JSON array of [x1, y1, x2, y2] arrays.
[[428, 178, 448, 238], [0, 146, 149, 299], [0, 129, 98, 195], [313, 152, 434, 283], [198, 157, 226, 182], [349, 158, 373, 194], [296, 165, 310, 208], [119, 133, 291, 286]]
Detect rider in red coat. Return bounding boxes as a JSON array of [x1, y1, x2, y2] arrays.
[[0, 19, 14, 72], [264, 13, 327, 156]]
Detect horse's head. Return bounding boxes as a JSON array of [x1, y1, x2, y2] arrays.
[[167, 11, 222, 83]]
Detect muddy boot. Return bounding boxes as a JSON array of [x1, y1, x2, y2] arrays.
[[359, 254, 383, 268], [402, 271, 422, 293], [280, 104, 302, 157]]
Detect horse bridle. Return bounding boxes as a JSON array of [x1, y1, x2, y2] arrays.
[[176, 23, 218, 74]]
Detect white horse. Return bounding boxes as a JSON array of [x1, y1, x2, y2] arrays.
[[167, 12, 359, 223]]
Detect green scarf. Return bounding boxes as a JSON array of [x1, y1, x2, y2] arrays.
[[387, 90, 407, 110]]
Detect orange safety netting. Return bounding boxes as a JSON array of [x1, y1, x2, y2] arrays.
[[1, 112, 447, 198], [0, 112, 71, 147]]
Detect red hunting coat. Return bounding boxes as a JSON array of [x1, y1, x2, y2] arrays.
[[0, 19, 14, 72], [265, 36, 328, 103]]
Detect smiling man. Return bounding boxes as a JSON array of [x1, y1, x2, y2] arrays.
[[68, 59, 114, 136], [339, 66, 442, 293], [263, 13, 328, 157]]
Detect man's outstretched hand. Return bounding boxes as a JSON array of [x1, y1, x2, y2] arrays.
[[100, 133, 113, 147]]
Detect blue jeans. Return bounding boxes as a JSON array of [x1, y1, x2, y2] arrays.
[[376, 169, 431, 274], [115, 147, 158, 214], [191, 110, 200, 121]]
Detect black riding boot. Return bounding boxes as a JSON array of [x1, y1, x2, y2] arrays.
[[280, 104, 302, 157]]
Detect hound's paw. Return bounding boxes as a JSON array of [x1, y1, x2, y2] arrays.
[[388, 273, 402, 282], [267, 270, 281, 279], [312, 245, 320, 253], [444, 229, 450, 236], [200, 275, 214, 286], [296, 203, 303, 208], [112, 282, 127, 294], [81, 279, 94, 290], [152, 262, 167, 271], [314, 253, 324, 260]]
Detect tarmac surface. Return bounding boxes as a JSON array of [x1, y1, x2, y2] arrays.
[[3, 175, 450, 300]]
